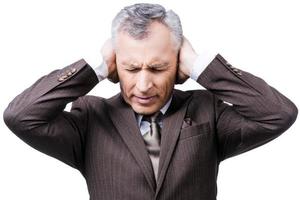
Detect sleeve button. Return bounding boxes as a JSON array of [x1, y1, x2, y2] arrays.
[[58, 75, 68, 81], [71, 68, 77, 74]]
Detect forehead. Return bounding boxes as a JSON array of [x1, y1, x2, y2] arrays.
[[115, 22, 177, 60]]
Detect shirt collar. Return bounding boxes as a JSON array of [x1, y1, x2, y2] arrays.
[[136, 95, 173, 127]]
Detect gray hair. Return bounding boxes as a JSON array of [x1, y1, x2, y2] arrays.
[[111, 3, 183, 50]]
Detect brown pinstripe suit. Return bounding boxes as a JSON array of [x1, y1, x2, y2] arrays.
[[3, 54, 298, 199]]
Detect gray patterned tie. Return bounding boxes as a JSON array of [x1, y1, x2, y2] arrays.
[[142, 112, 162, 181]]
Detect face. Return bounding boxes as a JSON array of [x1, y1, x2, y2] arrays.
[[115, 21, 178, 115]]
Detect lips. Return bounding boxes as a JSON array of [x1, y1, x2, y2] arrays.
[[134, 95, 157, 105]]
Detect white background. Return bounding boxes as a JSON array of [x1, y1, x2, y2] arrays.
[[0, 0, 299, 199]]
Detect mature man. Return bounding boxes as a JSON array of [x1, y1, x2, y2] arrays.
[[3, 3, 298, 200]]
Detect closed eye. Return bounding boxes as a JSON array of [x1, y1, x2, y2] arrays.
[[149, 65, 169, 72], [125, 68, 139, 72], [148, 63, 169, 71], [149, 68, 165, 72]]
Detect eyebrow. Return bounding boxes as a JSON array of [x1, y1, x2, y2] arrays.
[[148, 62, 169, 68], [123, 62, 169, 68]]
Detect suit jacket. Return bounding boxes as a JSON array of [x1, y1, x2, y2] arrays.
[[3, 54, 298, 200]]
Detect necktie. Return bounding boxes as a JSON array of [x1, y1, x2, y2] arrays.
[[142, 112, 162, 181]]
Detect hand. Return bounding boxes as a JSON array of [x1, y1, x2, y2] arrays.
[[101, 38, 118, 83], [177, 37, 198, 84]]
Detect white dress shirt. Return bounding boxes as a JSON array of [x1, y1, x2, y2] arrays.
[[137, 97, 172, 136]]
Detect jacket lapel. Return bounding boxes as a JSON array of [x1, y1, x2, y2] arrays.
[[106, 90, 192, 194], [155, 89, 192, 196], [107, 93, 157, 192]]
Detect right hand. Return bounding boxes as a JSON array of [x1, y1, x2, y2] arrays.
[[101, 38, 118, 83]]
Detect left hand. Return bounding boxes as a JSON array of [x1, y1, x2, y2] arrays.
[[177, 37, 198, 84]]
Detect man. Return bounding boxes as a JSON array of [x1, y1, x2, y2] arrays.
[[3, 3, 298, 200]]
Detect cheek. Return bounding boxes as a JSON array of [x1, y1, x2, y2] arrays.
[[118, 72, 135, 94], [155, 72, 176, 94]]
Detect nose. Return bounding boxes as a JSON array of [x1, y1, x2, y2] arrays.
[[136, 70, 153, 93]]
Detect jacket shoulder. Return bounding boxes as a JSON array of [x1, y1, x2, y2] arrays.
[[71, 95, 108, 109], [185, 89, 214, 101]]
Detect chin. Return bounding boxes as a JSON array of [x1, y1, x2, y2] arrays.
[[132, 104, 160, 115]]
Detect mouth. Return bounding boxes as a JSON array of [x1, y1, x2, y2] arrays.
[[133, 95, 157, 105]]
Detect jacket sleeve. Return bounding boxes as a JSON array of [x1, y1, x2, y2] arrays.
[[3, 59, 99, 173], [197, 54, 298, 161]]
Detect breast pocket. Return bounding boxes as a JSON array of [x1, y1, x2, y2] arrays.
[[179, 122, 210, 141]]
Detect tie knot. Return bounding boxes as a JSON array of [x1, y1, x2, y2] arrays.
[[143, 111, 162, 123]]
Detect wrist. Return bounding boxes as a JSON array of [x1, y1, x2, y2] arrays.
[[190, 51, 217, 80], [94, 61, 108, 81]]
